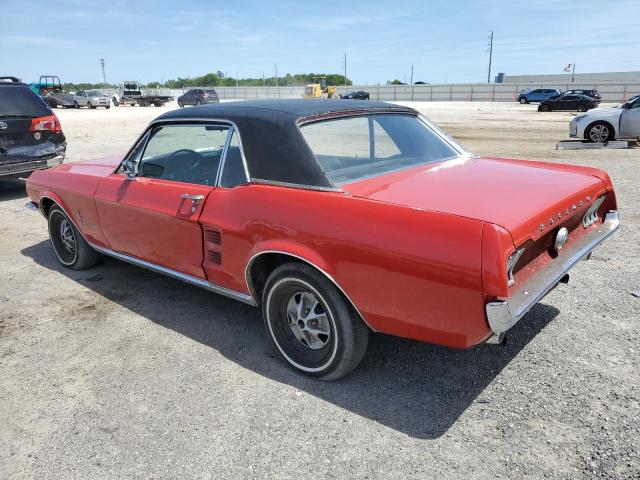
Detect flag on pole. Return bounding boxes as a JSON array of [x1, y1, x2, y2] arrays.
[[563, 63, 572, 72]]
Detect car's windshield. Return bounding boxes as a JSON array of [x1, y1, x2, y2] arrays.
[[300, 114, 462, 184], [88, 91, 102, 97], [0, 86, 51, 117]]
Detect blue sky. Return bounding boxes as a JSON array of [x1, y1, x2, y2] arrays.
[[1, 0, 638, 85]]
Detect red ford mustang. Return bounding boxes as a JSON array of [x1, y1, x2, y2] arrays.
[[25, 100, 619, 379]]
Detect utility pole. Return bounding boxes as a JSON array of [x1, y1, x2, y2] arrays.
[[274, 65, 278, 87], [235, 72, 238, 88], [410, 64, 414, 85], [99, 58, 106, 85], [571, 62, 576, 83], [487, 31, 494, 83]]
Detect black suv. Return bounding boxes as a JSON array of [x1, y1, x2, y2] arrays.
[[0, 77, 66, 179], [177, 88, 220, 107]]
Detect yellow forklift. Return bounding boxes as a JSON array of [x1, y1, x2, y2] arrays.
[[303, 77, 340, 99]]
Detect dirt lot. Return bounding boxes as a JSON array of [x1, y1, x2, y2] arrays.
[[1, 101, 638, 479]]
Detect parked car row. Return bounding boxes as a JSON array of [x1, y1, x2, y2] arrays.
[[518, 88, 603, 112]]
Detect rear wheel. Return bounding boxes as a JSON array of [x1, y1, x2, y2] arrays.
[[586, 121, 614, 143], [48, 206, 100, 270], [262, 262, 369, 380]]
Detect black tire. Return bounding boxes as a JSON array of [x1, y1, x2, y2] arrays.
[[48, 206, 100, 270], [178, 99, 184, 107], [519, 97, 527, 104], [195, 99, 201, 106], [88, 102, 96, 109], [539, 104, 550, 112], [106, 105, 110, 109], [262, 262, 369, 380], [112, 98, 119, 106], [577, 104, 587, 112], [585, 121, 614, 143], [74, 101, 79, 109]]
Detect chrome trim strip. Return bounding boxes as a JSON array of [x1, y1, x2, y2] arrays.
[[90, 243, 258, 307], [244, 250, 375, 331], [249, 178, 343, 193], [486, 210, 619, 334], [214, 127, 234, 186]]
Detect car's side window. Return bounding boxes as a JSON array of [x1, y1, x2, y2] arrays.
[[220, 130, 248, 188], [137, 124, 230, 186]]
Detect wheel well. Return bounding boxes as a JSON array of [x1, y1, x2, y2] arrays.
[[247, 251, 371, 329], [247, 253, 305, 302], [40, 197, 55, 217], [585, 120, 615, 139]]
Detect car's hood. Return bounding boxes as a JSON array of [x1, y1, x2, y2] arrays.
[[54, 155, 122, 177], [342, 156, 609, 245], [578, 106, 622, 117]]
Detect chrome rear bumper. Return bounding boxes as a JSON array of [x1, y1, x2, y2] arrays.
[[486, 210, 619, 335]]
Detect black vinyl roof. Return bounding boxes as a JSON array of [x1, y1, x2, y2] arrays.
[[154, 100, 417, 189]]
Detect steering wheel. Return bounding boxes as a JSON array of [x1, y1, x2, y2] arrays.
[[165, 149, 205, 182]]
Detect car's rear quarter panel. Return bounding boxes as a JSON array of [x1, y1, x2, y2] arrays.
[[201, 184, 488, 348]]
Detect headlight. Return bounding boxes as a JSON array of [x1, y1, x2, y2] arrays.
[[507, 247, 526, 287], [573, 115, 587, 123]]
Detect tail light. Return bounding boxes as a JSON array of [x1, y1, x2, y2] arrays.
[[30, 114, 62, 133]]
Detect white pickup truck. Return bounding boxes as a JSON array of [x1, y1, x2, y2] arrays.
[[570, 95, 640, 142], [111, 81, 173, 107]]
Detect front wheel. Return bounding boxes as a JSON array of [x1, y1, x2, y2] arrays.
[[178, 99, 184, 107], [577, 104, 588, 112], [586, 122, 613, 143], [519, 97, 527, 104], [262, 262, 369, 380], [48, 206, 100, 270], [88, 102, 96, 109], [74, 101, 79, 109], [538, 104, 550, 112]]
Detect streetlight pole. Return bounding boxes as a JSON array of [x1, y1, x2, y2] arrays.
[[274, 65, 278, 87]]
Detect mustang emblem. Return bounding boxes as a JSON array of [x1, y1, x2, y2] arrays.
[[0, 121, 7, 130]]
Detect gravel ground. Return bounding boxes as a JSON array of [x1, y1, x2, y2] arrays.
[[1, 101, 638, 479]]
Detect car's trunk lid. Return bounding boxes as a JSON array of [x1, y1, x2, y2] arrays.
[[342, 156, 608, 245]]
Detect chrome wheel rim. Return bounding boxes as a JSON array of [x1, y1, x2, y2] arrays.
[[590, 124, 609, 142], [59, 219, 76, 255], [286, 290, 331, 350]]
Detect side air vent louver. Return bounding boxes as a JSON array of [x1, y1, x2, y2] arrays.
[[208, 251, 222, 265], [582, 195, 606, 228], [204, 227, 222, 245]]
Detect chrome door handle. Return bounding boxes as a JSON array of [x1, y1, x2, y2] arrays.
[[181, 193, 205, 213], [181, 193, 205, 202]]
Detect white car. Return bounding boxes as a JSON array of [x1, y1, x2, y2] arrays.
[[74, 90, 111, 109], [570, 95, 640, 142]]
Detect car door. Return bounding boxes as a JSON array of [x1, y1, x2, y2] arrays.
[[620, 97, 640, 137], [76, 91, 86, 106], [557, 95, 578, 110], [183, 89, 194, 105], [94, 122, 231, 278]]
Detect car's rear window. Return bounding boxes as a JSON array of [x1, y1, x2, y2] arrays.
[[205, 90, 217, 95], [300, 114, 460, 184], [0, 85, 51, 117]]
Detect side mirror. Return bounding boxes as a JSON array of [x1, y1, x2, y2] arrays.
[[122, 158, 138, 178]]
